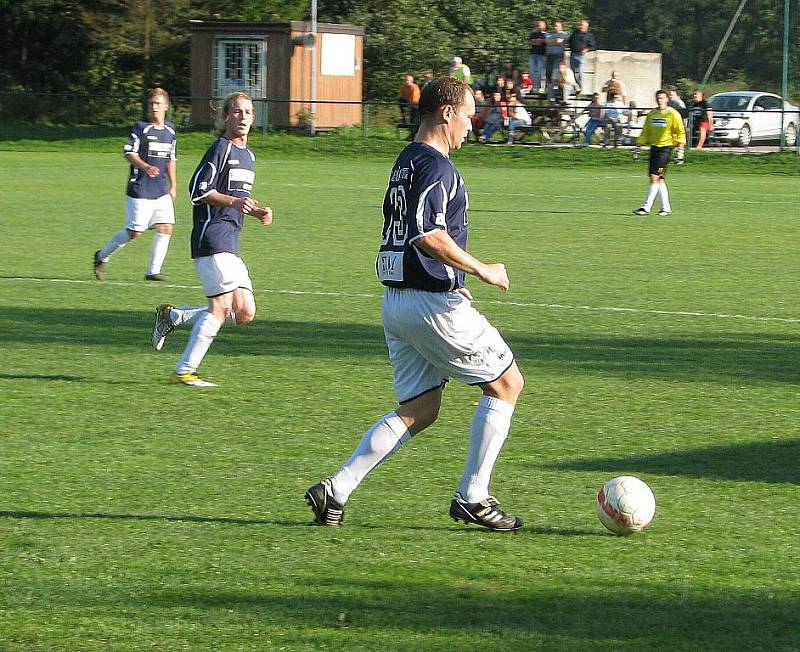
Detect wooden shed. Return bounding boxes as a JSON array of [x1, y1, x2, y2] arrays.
[[189, 19, 364, 130]]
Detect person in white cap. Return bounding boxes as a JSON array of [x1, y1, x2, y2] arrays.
[[448, 56, 472, 85]]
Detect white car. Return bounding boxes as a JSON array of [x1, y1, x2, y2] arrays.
[[709, 91, 798, 147]]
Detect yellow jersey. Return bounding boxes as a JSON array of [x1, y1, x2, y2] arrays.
[[638, 107, 687, 147]]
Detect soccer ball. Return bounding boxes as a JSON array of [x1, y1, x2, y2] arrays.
[[596, 476, 656, 535]]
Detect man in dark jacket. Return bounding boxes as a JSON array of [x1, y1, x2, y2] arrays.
[[568, 20, 597, 90]]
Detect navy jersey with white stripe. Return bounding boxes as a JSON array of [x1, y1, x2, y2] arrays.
[[188, 137, 257, 259], [376, 142, 469, 292], [124, 120, 177, 199]]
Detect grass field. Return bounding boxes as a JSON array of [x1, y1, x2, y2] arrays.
[[1, 138, 799, 651]]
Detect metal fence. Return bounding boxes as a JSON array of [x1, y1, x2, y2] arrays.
[[1, 91, 798, 153]]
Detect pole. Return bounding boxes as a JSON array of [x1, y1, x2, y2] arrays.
[[310, 0, 318, 136], [700, 0, 748, 90], [780, 0, 790, 151]]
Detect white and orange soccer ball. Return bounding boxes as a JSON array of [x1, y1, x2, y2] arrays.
[[596, 476, 656, 535]]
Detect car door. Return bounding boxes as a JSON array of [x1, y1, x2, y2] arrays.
[[753, 95, 781, 139]]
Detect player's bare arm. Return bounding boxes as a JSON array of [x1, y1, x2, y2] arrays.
[[415, 229, 509, 291], [125, 152, 160, 178], [201, 190, 273, 225], [167, 159, 177, 199]]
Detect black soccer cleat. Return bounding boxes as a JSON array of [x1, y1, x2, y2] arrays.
[[145, 273, 166, 282], [305, 479, 344, 526], [94, 250, 107, 280], [450, 492, 523, 532]]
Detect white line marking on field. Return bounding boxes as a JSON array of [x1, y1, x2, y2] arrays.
[[4, 275, 800, 324]]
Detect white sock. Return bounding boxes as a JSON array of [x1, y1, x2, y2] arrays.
[[643, 183, 659, 211], [658, 182, 671, 212], [98, 229, 131, 261], [330, 412, 411, 504], [457, 396, 515, 503], [175, 311, 222, 375], [171, 308, 236, 328], [148, 232, 171, 275]]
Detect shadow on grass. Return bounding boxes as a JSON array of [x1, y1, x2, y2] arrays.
[[542, 438, 800, 484], [0, 509, 302, 527], [87, 578, 800, 648], [1, 306, 798, 384]]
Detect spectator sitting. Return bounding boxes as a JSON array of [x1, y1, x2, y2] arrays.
[[449, 56, 472, 86], [519, 72, 534, 96], [479, 91, 508, 144], [550, 60, 578, 103], [501, 60, 520, 85], [504, 78, 523, 102], [477, 62, 498, 95], [493, 75, 507, 97], [397, 74, 421, 126], [471, 89, 490, 141], [420, 69, 434, 90], [603, 92, 626, 147], [580, 92, 605, 146], [506, 96, 532, 144], [602, 70, 627, 104]]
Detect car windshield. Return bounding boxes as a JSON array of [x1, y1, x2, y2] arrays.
[[711, 95, 750, 111]]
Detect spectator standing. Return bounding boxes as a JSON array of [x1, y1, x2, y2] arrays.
[[528, 20, 548, 93], [601, 70, 627, 104], [580, 92, 605, 146], [545, 21, 568, 88], [398, 74, 421, 127], [420, 70, 434, 90], [667, 89, 686, 112], [449, 56, 472, 86], [94, 88, 177, 282], [690, 89, 713, 149], [568, 20, 596, 90]]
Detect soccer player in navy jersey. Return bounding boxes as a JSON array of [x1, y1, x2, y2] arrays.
[[306, 77, 525, 531], [150, 92, 273, 387], [94, 88, 177, 281]]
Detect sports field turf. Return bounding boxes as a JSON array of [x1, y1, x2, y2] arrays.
[[0, 140, 798, 650]]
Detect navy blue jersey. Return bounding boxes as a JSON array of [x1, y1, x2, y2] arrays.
[[188, 137, 257, 259], [124, 120, 177, 199], [376, 142, 469, 292]]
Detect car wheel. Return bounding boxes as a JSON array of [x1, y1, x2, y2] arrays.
[[737, 124, 752, 146], [785, 123, 797, 147]]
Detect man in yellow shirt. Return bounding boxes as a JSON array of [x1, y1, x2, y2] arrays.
[[633, 89, 686, 216]]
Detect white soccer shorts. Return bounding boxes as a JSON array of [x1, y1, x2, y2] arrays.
[[195, 252, 254, 298], [382, 287, 514, 404], [125, 194, 175, 232]]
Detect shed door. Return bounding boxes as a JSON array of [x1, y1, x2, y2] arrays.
[[215, 39, 267, 125]]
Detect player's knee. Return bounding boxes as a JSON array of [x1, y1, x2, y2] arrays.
[[235, 309, 255, 325], [127, 229, 142, 240]]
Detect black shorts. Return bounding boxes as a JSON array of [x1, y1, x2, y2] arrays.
[[648, 146, 673, 177]]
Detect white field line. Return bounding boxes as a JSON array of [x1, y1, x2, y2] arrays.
[[3, 276, 800, 324]]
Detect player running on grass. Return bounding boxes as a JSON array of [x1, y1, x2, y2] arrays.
[[150, 92, 273, 387], [633, 89, 686, 217], [94, 88, 177, 282], [305, 77, 525, 532]]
